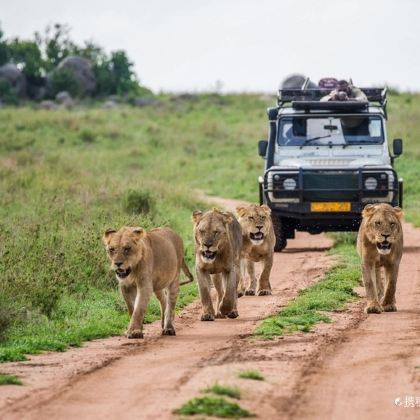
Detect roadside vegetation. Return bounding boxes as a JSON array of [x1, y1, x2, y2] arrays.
[[238, 370, 265, 381], [0, 92, 418, 362], [255, 233, 359, 339], [0, 374, 22, 385], [204, 384, 241, 399]]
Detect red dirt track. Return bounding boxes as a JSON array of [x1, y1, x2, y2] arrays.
[[0, 197, 419, 420]]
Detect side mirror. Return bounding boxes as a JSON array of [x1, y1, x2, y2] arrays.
[[258, 140, 268, 157], [393, 138, 403, 157]]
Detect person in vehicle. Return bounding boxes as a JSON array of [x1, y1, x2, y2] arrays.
[[321, 79, 367, 102]]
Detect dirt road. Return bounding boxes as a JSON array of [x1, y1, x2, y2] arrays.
[[0, 197, 419, 420]]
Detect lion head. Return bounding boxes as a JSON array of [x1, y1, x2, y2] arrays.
[[192, 209, 233, 263], [102, 227, 145, 279], [236, 204, 272, 245], [362, 204, 403, 255]]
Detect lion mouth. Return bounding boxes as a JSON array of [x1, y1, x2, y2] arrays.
[[250, 232, 264, 241], [116, 268, 132, 278], [201, 250, 217, 261], [376, 241, 392, 253]]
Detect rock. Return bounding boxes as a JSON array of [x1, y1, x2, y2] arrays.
[[52, 56, 96, 96], [102, 100, 118, 109], [170, 93, 198, 102], [133, 96, 156, 107], [281, 74, 317, 89], [55, 91, 74, 109], [39, 100, 57, 110], [0, 64, 27, 97]]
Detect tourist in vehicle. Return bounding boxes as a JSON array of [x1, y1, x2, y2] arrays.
[[320, 79, 367, 102]]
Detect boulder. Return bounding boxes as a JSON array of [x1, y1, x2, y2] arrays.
[[51, 56, 96, 96], [281, 74, 317, 89], [0, 64, 27, 97], [133, 96, 156, 107], [102, 100, 118, 109], [39, 100, 57, 110], [55, 91, 74, 108]]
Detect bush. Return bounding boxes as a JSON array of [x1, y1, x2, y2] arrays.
[[48, 67, 80, 97], [0, 79, 19, 105], [123, 190, 155, 215]]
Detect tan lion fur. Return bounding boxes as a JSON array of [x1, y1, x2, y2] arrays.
[[357, 203, 403, 313], [192, 208, 243, 321], [236, 204, 275, 296], [103, 226, 193, 338]]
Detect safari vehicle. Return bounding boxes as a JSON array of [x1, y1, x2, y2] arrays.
[[258, 84, 403, 251]]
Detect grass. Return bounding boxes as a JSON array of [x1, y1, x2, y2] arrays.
[[238, 370, 265, 381], [204, 383, 241, 399], [0, 374, 22, 385], [254, 233, 360, 339], [175, 396, 254, 418]]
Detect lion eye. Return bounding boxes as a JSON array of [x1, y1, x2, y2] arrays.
[[213, 230, 220, 235], [248, 216, 254, 221], [123, 247, 131, 254], [375, 221, 381, 227], [199, 229, 206, 234], [108, 247, 115, 254], [261, 216, 266, 220], [390, 222, 395, 228]]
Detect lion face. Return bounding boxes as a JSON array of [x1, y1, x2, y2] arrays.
[[362, 204, 403, 255], [192, 209, 233, 263], [102, 227, 145, 279], [236, 204, 272, 245]]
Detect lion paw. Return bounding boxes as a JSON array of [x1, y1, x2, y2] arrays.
[[245, 289, 255, 296], [237, 291, 244, 298], [126, 329, 144, 339], [201, 313, 215, 321], [257, 289, 272, 296], [382, 303, 397, 312], [227, 310, 239, 319], [365, 303, 382, 314], [162, 327, 176, 336]]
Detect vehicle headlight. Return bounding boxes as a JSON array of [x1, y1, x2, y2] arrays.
[[283, 178, 297, 190], [364, 177, 378, 190]]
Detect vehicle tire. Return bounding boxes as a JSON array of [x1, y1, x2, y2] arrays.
[[272, 216, 288, 252]]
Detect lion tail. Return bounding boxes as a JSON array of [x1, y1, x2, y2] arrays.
[[180, 258, 194, 286]]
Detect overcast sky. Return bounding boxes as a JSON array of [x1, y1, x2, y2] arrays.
[[1, 0, 419, 92]]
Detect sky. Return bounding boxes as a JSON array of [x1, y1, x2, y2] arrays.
[[1, 0, 419, 93]]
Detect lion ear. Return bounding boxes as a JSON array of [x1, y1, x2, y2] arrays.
[[236, 206, 247, 218], [221, 212, 233, 225], [103, 228, 117, 243], [362, 204, 377, 218], [260, 204, 271, 215], [393, 206, 403, 220], [192, 211, 203, 224], [132, 227, 145, 238]]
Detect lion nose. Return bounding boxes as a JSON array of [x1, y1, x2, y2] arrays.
[[115, 262, 124, 267], [256, 225, 263, 230], [381, 233, 390, 240], [204, 241, 213, 248]]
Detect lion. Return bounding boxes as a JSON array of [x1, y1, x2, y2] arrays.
[[192, 208, 243, 321], [357, 203, 403, 314], [236, 204, 275, 296], [103, 226, 193, 338]]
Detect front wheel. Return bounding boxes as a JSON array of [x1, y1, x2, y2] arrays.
[[272, 216, 288, 252]]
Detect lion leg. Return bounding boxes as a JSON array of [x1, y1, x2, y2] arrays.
[[245, 259, 257, 296], [375, 263, 384, 301], [381, 263, 399, 312], [162, 278, 179, 335], [120, 283, 136, 316], [212, 273, 226, 318], [237, 259, 246, 298], [196, 268, 215, 321], [220, 270, 239, 319], [126, 283, 153, 339], [362, 263, 382, 314], [257, 254, 273, 296], [154, 289, 167, 329]]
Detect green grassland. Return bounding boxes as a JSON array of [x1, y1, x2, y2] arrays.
[[0, 93, 419, 361]]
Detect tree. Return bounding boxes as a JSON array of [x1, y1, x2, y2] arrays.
[[0, 24, 10, 66], [7, 38, 43, 78]]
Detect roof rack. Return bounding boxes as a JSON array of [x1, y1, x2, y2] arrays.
[[277, 87, 388, 117]]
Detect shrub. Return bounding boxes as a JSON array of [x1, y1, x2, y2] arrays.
[[49, 68, 80, 97], [123, 190, 155, 215]]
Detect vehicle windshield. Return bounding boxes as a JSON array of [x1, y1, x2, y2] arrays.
[[277, 116, 384, 146]]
